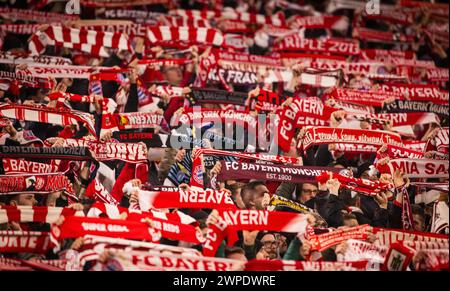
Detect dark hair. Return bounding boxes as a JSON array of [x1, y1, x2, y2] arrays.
[[342, 213, 357, 221], [411, 204, 425, 218], [224, 246, 245, 258], [240, 181, 265, 198]]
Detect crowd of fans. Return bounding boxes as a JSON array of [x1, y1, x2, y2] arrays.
[[0, 0, 448, 271]]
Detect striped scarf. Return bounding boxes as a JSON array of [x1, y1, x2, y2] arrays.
[[0, 103, 97, 137], [29, 26, 132, 58], [146, 26, 224, 47], [0, 205, 82, 224]]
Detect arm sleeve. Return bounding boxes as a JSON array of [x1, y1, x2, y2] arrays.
[[314, 144, 334, 166], [110, 163, 135, 202], [275, 183, 296, 200], [372, 208, 389, 228], [124, 83, 139, 113], [283, 237, 301, 261], [315, 193, 345, 228], [243, 243, 257, 260], [389, 201, 403, 229], [215, 241, 226, 258]]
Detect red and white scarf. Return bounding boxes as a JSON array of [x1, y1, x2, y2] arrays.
[[0, 173, 74, 195], [0, 7, 79, 23], [88, 203, 204, 244], [359, 49, 415, 61], [0, 103, 97, 137], [299, 126, 403, 152], [0, 205, 81, 224], [385, 159, 449, 179], [289, 15, 348, 30], [245, 259, 369, 271], [327, 98, 375, 114], [274, 36, 360, 56], [218, 209, 308, 233], [138, 189, 237, 211], [102, 112, 167, 133], [85, 178, 119, 206], [425, 127, 449, 155], [52, 138, 148, 164], [146, 26, 224, 47], [29, 26, 132, 58], [350, 112, 440, 128], [101, 250, 243, 271], [2, 158, 59, 174], [372, 227, 449, 246], [50, 216, 158, 248], [160, 15, 210, 28], [81, 0, 169, 8], [0, 70, 55, 89], [378, 144, 425, 160], [0, 51, 72, 66], [0, 24, 40, 35], [171, 9, 285, 26], [325, 87, 404, 107], [339, 239, 388, 264], [16, 64, 101, 79], [306, 225, 372, 252], [277, 98, 338, 152], [316, 172, 393, 196], [379, 83, 449, 105], [0, 230, 51, 254], [354, 27, 415, 44]]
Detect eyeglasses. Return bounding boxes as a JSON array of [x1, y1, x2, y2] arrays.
[[261, 240, 277, 246], [302, 189, 318, 194]]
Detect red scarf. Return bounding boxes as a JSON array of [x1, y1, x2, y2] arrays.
[[29, 26, 132, 58], [218, 209, 308, 233], [0, 103, 97, 137], [380, 83, 448, 105], [88, 203, 204, 244], [299, 127, 403, 152], [0, 7, 79, 23], [50, 216, 158, 248], [0, 173, 74, 195], [56, 138, 148, 164], [325, 87, 404, 107], [245, 259, 369, 271], [277, 98, 337, 152], [0, 70, 55, 89], [316, 172, 393, 196], [138, 189, 237, 211], [146, 26, 224, 47], [0, 205, 79, 225], [101, 250, 243, 271], [2, 158, 59, 174], [384, 158, 449, 179], [274, 36, 360, 55], [0, 230, 51, 254]]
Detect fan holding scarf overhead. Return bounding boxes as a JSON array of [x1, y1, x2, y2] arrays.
[[0, 0, 448, 274]]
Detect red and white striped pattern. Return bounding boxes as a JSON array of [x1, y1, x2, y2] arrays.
[[0, 205, 83, 224], [0, 24, 40, 35], [81, 0, 169, 8], [29, 26, 132, 58], [160, 15, 210, 28], [170, 9, 285, 26], [0, 103, 97, 137], [146, 26, 224, 46], [0, 7, 79, 23], [87, 202, 197, 225]]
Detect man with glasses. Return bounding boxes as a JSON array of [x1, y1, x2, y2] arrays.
[[299, 183, 319, 204], [256, 233, 279, 260]]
